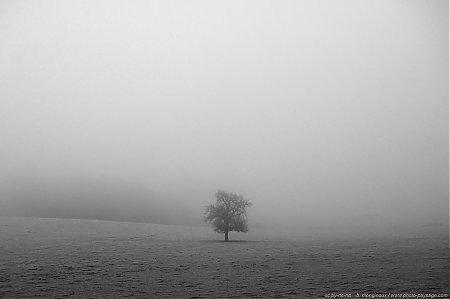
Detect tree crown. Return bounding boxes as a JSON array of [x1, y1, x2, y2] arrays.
[[204, 190, 252, 234]]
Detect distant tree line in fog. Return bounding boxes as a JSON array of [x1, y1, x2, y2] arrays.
[[0, 178, 196, 225]]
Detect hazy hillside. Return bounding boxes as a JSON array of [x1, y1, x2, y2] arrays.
[[0, 178, 198, 226]]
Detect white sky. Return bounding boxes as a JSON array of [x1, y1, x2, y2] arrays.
[[0, 0, 448, 233]]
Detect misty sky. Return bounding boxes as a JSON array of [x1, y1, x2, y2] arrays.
[[0, 0, 448, 233]]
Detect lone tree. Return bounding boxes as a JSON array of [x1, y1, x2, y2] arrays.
[[204, 190, 252, 241]]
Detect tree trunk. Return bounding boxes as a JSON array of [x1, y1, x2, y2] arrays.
[[225, 230, 229, 241]]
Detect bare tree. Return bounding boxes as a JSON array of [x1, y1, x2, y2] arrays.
[[204, 190, 252, 241]]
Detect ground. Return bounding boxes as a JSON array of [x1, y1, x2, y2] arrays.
[[0, 217, 448, 298]]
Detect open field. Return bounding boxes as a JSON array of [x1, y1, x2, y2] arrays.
[[1, 217, 448, 298]]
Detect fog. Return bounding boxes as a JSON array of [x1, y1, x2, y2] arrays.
[[0, 0, 448, 237]]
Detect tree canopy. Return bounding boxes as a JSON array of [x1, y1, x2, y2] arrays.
[[204, 190, 252, 241]]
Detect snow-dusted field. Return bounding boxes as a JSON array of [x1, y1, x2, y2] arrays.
[[1, 217, 448, 298]]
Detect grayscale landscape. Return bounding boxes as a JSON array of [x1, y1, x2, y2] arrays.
[[0, 0, 448, 298]]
